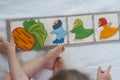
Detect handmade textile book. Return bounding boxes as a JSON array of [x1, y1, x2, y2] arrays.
[[6, 11, 120, 51]]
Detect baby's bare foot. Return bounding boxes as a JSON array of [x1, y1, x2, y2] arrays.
[[54, 57, 66, 74], [45, 44, 65, 69]]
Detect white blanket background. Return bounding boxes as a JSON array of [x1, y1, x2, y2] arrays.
[[0, 0, 120, 80]]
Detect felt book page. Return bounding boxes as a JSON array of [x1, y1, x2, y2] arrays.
[[68, 15, 94, 44], [10, 19, 48, 51], [94, 13, 119, 42], [40, 17, 68, 46], [6, 11, 120, 51]]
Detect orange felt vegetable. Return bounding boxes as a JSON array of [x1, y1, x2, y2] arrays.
[[12, 27, 35, 51]]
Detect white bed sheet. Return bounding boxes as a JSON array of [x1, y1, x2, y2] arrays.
[[0, 0, 120, 80]]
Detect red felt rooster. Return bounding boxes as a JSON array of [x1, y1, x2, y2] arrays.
[[98, 18, 118, 39]]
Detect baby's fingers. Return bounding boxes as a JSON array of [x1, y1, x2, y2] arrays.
[[0, 37, 2, 43], [9, 34, 15, 44], [97, 67, 102, 74], [0, 37, 5, 43], [106, 65, 112, 73]]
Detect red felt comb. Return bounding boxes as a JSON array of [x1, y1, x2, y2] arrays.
[[99, 18, 108, 27]]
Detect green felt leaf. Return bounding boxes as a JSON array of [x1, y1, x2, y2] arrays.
[[23, 19, 48, 50], [23, 19, 36, 31], [28, 22, 48, 50]]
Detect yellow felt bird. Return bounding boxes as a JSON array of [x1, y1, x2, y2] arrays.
[[98, 18, 118, 39]]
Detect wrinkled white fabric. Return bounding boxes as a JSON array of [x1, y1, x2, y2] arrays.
[[0, 0, 120, 80]]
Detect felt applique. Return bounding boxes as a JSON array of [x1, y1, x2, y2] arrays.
[[23, 20, 48, 50], [98, 18, 118, 39], [51, 19, 67, 44], [52, 19, 67, 44], [70, 19, 93, 39], [7, 12, 120, 49], [12, 27, 35, 51], [12, 19, 48, 51]]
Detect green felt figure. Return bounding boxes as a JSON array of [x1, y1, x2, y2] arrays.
[[23, 20, 48, 50], [70, 19, 93, 39]]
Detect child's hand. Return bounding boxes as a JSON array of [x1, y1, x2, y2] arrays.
[[0, 34, 16, 54], [97, 65, 112, 80]]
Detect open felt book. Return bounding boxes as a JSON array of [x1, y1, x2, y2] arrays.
[[6, 11, 120, 51]]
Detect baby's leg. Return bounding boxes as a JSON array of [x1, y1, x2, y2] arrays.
[[4, 55, 46, 80], [23, 44, 65, 77], [4, 44, 65, 80]]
